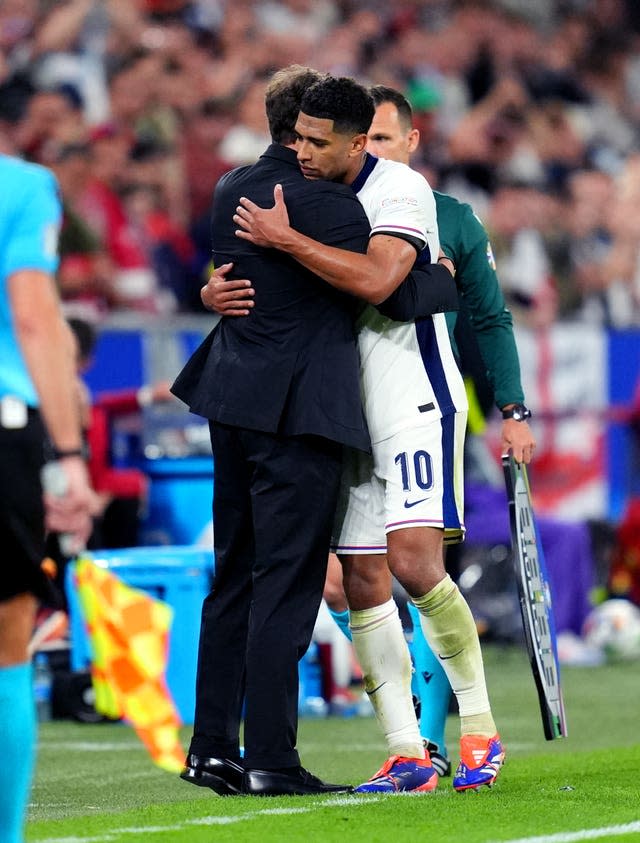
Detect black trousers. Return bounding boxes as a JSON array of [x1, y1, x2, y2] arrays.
[[189, 422, 342, 769]]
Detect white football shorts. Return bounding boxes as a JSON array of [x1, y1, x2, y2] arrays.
[[332, 411, 467, 554]]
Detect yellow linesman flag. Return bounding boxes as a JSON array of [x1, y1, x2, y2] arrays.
[[72, 557, 185, 772]]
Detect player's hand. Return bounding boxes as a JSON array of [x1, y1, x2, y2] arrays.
[[501, 419, 536, 464], [234, 183, 290, 248], [201, 263, 255, 316]]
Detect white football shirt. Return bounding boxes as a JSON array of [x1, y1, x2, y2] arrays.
[[352, 155, 468, 444]]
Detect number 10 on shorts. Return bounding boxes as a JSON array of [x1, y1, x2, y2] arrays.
[[394, 450, 434, 491]]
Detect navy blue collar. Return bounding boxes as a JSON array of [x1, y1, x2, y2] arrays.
[[350, 153, 378, 194]]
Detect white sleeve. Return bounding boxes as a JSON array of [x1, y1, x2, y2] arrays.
[[369, 165, 437, 253]]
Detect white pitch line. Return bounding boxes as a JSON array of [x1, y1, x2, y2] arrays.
[[492, 821, 640, 843], [38, 807, 639, 843], [34, 795, 383, 843]]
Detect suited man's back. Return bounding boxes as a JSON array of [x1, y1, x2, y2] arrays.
[[173, 144, 371, 450]]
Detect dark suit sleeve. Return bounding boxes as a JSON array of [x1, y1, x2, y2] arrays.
[[375, 262, 459, 321]]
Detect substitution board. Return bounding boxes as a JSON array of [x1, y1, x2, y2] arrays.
[[503, 453, 568, 740]]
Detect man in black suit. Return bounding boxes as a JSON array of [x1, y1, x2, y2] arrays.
[[172, 66, 458, 797]]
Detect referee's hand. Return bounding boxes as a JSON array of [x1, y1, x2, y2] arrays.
[[43, 456, 93, 554]]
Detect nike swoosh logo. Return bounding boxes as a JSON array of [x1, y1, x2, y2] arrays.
[[438, 649, 464, 660], [366, 682, 386, 696], [404, 498, 428, 508]]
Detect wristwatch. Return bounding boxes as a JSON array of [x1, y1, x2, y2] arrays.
[[53, 445, 88, 460], [502, 403, 531, 422]]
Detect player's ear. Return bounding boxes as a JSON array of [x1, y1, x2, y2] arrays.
[[350, 132, 368, 156], [407, 128, 420, 155]]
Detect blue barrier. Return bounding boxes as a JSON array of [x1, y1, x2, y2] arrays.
[[67, 546, 214, 724], [137, 456, 214, 546]]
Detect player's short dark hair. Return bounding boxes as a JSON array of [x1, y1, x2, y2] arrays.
[[265, 65, 326, 144], [370, 85, 413, 131], [300, 76, 375, 136]]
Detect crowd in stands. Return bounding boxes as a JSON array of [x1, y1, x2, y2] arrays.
[[2, 0, 640, 327]]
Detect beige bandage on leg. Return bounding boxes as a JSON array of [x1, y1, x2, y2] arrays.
[[412, 575, 496, 737]]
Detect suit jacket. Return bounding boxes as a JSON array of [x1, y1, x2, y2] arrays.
[[172, 144, 372, 451]]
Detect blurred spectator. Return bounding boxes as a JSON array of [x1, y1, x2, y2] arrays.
[[127, 133, 189, 228], [218, 76, 271, 165], [181, 97, 233, 221], [448, 76, 544, 194], [153, 22, 217, 120], [0, 0, 41, 102], [106, 48, 168, 141], [73, 124, 138, 307], [575, 29, 637, 173], [119, 180, 199, 312], [564, 168, 617, 323], [601, 154, 640, 325], [48, 141, 117, 322], [256, 0, 338, 41], [31, 0, 115, 125], [13, 84, 86, 161], [486, 181, 560, 326], [76, 127, 160, 313]]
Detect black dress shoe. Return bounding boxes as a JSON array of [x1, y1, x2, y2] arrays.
[[180, 754, 244, 796], [243, 766, 353, 796]]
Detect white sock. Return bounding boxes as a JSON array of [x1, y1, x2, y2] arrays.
[[350, 598, 424, 759], [412, 575, 496, 736]]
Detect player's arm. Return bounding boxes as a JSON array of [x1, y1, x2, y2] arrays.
[[235, 183, 424, 305], [204, 254, 459, 321]]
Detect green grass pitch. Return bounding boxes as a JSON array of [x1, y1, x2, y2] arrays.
[[27, 645, 640, 843]]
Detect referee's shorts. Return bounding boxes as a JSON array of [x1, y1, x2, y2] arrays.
[[0, 407, 59, 605]]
